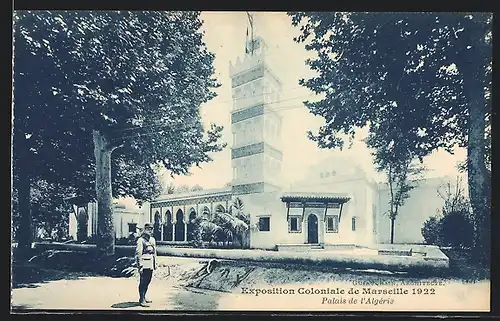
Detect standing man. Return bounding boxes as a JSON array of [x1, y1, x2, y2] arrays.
[[135, 222, 157, 307]]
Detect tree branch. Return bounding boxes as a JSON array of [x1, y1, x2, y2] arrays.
[[111, 144, 124, 153]]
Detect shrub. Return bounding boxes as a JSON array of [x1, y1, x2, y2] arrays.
[[189, 218, 203, 248], [189, 197, 252, 249], [440, 208, 474, 248], [421, 215, 442, 245], [422, 177, 474, 249]]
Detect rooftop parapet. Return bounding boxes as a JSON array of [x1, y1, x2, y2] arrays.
[[229, 36, 283, 88]]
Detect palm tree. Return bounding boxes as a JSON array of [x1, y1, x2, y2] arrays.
[[199, 219, 223, 246], [190, 198, 253, 249], [230, 198, 248, 223], [190, 215, 222, 247], [214, 198, 251, 248], [229, 198, 252, 248]]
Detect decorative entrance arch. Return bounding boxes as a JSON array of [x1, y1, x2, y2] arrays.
[[77, 208, 88, 242], [307, 213, 319, 244], [175, 209, 185, 241], [163, 210, 173, 241], [153, 211, 161, 240], [187, 210, 197, 242]]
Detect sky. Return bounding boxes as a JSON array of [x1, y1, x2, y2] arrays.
[[162, 11, 467, 190]]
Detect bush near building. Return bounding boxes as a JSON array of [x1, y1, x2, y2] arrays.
[[422, 178, 475, 249], [189, 198, 253, 249], [421, 178, 488, 279]]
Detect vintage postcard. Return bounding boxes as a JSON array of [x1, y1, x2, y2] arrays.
[[11, 11, 491, 313]]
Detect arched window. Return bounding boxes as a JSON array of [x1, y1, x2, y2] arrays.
[[174, 209, 185, 242], [202, 206, 211, 220], [153, 211, 162, 241], [163, 210, 173, 241], [215, 204, 226, 214], [187, 209, 197, 242]]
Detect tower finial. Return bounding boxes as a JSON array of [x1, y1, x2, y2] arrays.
[[246, 11, 255, 56]]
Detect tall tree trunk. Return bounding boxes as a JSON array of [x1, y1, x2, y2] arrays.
[[16, 166, 32, 256], [463, 20, 491, 266], [467, 81, 490, 265], [390, 218, 395, 244], [93, 130, 115, 257]]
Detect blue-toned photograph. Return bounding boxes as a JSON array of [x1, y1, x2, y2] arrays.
[[10, 11, 491, 312]]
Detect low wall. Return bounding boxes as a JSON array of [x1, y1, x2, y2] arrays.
[[378, 249, 413, 257], [32, 242, 449, 273], [156, 241, 191, 247], [276, 244, 313, 252], [372, 244, 445, 256], [33, 243, 135, 256], [276, 244, 361, 251], [323, 244, 361, 250], [424, 246, 450, 262]]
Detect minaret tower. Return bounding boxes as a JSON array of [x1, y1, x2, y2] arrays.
[[229, 12, 284, 195]]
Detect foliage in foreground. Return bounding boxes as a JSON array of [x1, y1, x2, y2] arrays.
[[13, 11, 226, 255], [289, 11, 491, 262], [190, 197, 253, 249], [422, 177, 474, 249]]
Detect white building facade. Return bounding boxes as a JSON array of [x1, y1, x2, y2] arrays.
[[148, 36, 458, 250], [71, 35, 459, 250], [68, 200, 148, 241]]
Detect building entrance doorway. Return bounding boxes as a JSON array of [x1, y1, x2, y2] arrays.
[[307, 214, 319, 244]]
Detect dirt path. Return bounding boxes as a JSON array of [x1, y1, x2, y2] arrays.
[[11, 257, 226, 311], [12, 275, 225, 310]]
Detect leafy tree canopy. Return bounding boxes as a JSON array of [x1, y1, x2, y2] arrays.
[[289, 12, 491, 261], [13, 11, 226, 203], [289, 12, 491, 159]]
